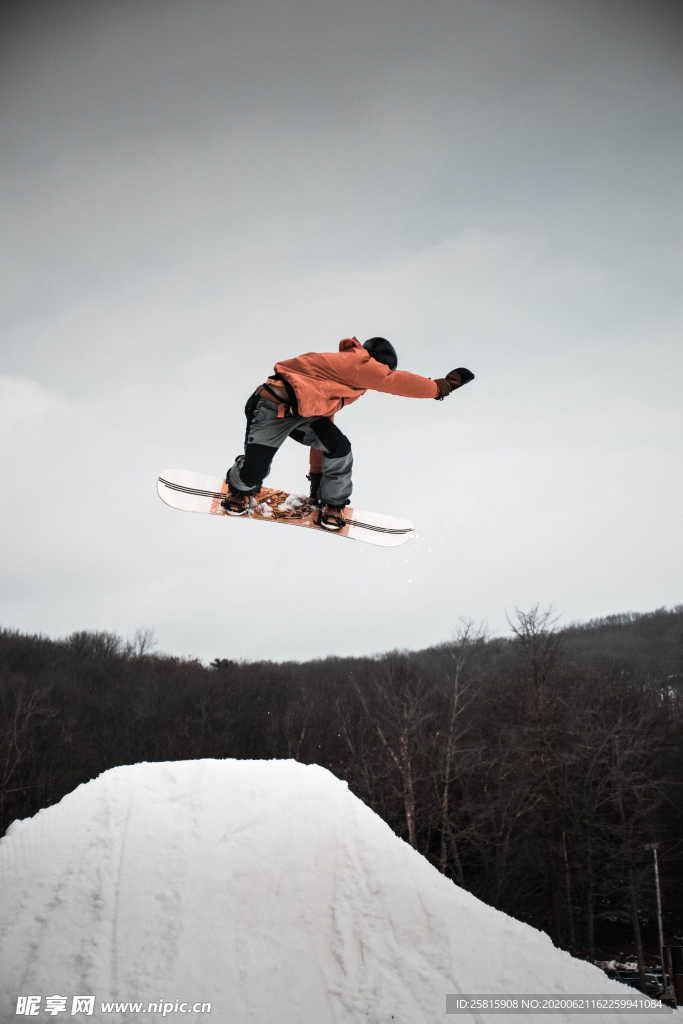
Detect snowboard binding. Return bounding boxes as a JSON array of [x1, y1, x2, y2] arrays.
[[317, 504, 346, 532], [221, 492, 251, 516]]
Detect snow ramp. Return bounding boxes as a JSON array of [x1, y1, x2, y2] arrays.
[[0, 759, 674, 1023]]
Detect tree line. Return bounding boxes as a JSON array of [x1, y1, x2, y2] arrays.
[[1, 605, 681, 976]]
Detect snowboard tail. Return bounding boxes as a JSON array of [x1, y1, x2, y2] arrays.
[[157, 470, 415, 547]]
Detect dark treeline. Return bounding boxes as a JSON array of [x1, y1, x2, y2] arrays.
[[1, 605, 682, 973]]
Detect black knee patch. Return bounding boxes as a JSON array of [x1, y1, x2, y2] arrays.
[[241, 444, 277, 488], [310, 418, 351, 458]]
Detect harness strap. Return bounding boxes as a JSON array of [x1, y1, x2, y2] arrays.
[[255, 380, 291, 419], [271, 373, 299, 415]]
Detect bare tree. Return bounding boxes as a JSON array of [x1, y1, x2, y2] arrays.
[[0, 673, 50, 825], [353, 655, 436, 848], [508, 605, 562, 714], [124, 628, 157, 659], [437, 621, 485, 879]]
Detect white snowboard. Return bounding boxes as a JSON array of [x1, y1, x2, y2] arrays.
[[157, 469, 415, 547]]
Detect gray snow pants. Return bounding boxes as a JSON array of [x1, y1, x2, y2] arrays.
[[227, 391, 353, 506]]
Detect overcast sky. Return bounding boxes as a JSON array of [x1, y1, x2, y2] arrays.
[[2, 0, 682, 663]]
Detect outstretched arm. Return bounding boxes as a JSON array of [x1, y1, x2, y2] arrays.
[[371, 368, 439, 399], [356, 360, 475, 400]]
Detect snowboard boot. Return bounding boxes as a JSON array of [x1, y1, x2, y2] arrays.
[[318, 503, 347, 531]]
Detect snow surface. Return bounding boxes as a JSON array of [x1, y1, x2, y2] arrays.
[[0, 759, 677, 1023]]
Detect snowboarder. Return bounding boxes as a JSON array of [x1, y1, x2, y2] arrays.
[[224, 337, 474, 530]]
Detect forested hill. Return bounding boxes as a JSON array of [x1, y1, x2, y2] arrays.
[[1, 604, 682, 966]]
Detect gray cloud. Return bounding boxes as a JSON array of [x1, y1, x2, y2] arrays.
[[2, 0, 681, 660]]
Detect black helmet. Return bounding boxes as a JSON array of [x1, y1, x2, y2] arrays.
[[363, 337, 398, 371]]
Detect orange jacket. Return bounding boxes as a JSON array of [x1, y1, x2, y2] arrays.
[[273, 337, 438, 419]]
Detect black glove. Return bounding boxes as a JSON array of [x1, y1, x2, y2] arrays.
[[307, 472, 322, 504], [434, 367, 475, 399]]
